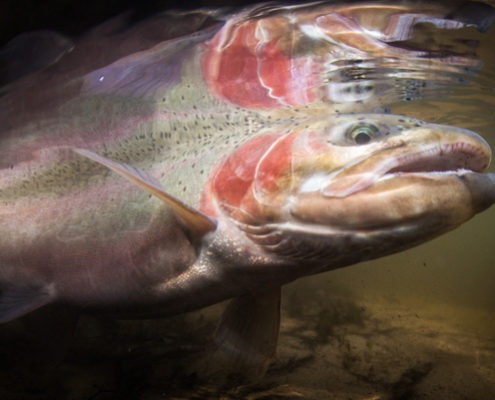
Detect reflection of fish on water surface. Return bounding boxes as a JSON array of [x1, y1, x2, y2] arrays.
[[1, 0, 495, 397]]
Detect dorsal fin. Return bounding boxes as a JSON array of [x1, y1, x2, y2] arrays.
[[74, 148, 217, 238]]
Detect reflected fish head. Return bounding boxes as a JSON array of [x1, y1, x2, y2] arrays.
[[201, 1, 486, 109]]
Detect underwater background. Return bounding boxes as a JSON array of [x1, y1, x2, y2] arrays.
[[1, 1, 494, 399]]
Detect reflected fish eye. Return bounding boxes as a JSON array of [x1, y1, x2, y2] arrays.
[[347, 123, 379, 145]]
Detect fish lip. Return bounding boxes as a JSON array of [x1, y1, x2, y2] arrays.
[[383, 141, 490, 178]]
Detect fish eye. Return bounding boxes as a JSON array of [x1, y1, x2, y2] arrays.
[[347, 123, 379, 145]]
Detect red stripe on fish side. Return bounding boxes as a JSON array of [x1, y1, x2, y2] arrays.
[[254, 131, 298, 194], [256, 40, 291, 103], [202, 16, 323, 109], [202, 22, 280, 108], [257, 40, 318, 106], [200, 131, 288, 217]]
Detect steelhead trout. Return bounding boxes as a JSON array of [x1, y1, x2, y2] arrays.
[[1, 1, 495, 374]]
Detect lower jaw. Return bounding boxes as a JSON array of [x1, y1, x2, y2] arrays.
[[291, 171, 486, 230]]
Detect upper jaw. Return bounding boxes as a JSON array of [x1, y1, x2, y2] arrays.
[[386, 140, 490, 175]]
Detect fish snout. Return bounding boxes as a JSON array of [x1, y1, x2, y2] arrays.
[[457, 171, 495, 214]]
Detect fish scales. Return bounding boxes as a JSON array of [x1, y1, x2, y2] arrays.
[[0, 56, 278, 207]]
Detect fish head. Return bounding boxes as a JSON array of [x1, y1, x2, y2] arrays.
[[201, 2, 490, 109], [202, 114, 495, 273]]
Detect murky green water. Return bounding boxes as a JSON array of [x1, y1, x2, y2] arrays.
[[1, 2, 495, 399]]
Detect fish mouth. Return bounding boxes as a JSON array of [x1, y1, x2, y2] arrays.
[[319, 130, 492, 199], [385, 141, 489, 177], [291, 125, 495, 231]]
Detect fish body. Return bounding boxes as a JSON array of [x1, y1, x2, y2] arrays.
[[1, 1, 495, 373]]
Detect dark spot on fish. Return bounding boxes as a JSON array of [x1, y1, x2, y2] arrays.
[[398, 119, 405, 123]]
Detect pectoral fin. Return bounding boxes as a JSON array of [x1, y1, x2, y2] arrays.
[[74, 148, 217, 238], [0, 285, 54, 323], [214, 287, 281, 379]]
